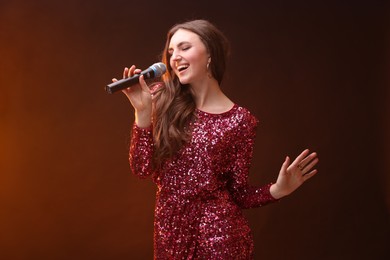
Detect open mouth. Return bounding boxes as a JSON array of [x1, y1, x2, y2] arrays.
[[177, 64, 189, 72]]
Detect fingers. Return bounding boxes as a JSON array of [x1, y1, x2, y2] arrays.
[[300, 152, 317, 167], [281, 156, 290, 173], [303, 156, 319, 173], [303, 169, 318, 181], [294, 149, 318, 167], [122, 65, 142, 79], [287, 149, 319, 180], [138, 75, 150, 92], [292, 149, 310, 169], [297, 153, 319, 182], [126, 65, 149, 92], [119, 65, 145, 94], [123, 67, 129, 79]]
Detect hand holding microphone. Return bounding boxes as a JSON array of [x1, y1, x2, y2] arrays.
[[106, 62, 166, 94], [108, 63, 166, 128]]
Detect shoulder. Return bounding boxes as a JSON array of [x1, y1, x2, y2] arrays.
[[227, 105, 259, 143], [234, 105, 259, 128]]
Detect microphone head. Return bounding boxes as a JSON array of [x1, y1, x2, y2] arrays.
[[150, 62, 167, 77]]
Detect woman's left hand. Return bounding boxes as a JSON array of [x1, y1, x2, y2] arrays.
[[270, 149, 319, 199]]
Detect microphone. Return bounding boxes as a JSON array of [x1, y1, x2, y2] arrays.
[[105, 62, 167, 94]]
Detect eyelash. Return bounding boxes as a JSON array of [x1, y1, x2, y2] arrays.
[[168, 46, 191, 57]]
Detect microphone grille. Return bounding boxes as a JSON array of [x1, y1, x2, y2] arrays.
[[150, 62, 167, 77]]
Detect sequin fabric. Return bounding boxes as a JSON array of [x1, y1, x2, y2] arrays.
[[129, 104, 278, 259]]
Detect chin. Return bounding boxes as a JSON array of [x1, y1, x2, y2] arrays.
[[178, 77, 190, 85]]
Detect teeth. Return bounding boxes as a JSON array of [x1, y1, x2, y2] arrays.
[[177, 64, 189, 71]]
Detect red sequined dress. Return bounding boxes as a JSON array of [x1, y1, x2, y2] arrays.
[[129, 104, 278, 259]]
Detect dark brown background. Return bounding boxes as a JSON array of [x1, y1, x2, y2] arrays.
[[1, 0, 389, 259]]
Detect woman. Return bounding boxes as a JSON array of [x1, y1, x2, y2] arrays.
[[112, 19, 319, 259]]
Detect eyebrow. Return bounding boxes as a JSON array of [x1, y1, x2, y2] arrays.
[[168, 41, 191, 52]]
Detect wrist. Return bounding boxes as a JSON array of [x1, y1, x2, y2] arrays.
[[270, 183, 288, 200], [135, 110, 152, 128]]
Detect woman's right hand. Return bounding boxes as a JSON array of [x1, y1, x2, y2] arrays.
[[112, 65, 152, 127]]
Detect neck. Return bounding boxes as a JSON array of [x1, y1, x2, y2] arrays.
[[190, 78, 233, 113]]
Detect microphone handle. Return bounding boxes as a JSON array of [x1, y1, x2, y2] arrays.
[[105, 69, 155, 94]]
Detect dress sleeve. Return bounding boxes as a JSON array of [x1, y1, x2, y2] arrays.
[[227, 113, 278, 209], [129, 123, 155, 178]]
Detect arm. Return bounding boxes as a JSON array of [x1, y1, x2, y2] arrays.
[[112, 65, 155, 177], [227, 114, 278, 209], [129, 123, 155, 178]]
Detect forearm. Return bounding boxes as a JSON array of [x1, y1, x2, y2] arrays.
[[129, 123, 154, 178], [229, 183, 279, 209], [135, 109, 152, 128]]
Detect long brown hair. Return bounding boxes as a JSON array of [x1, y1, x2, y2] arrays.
[[152, 19, 230, 167]]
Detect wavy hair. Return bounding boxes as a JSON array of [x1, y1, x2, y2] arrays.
[[152, 19, 230, 167]]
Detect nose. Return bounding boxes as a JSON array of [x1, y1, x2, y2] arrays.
[[171, 51, 182, 62]]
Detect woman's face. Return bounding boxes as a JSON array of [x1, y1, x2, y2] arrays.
[[168, 29, 210, 85]]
